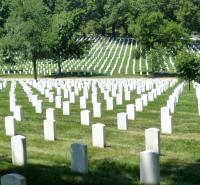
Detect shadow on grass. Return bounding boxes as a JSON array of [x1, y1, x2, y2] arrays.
[[151, 72, 177, 78], [133, 72, 178, 78], [1, 158, 200, 185], [0, 159, 139, 185], [161, 160, 200, 185], [44, 71, 106, 78]]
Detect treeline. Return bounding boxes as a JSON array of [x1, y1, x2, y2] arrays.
[[0, 0, 199, 79], [1, 0, 200, 38]]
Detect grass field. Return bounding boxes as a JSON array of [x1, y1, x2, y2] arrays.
[[0, 79, 200, 185]]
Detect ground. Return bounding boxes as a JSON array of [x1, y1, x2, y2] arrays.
[[0, 79, 199, 185]]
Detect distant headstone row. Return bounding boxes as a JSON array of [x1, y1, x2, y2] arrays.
[[0, 36, 176, 76]]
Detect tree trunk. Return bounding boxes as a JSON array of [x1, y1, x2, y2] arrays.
[[152, 64, 155, 78], [112, 24, 116, 38], [124, 24, 128, 37], [32, 57, 37, 81], [101, 25, 106, 36], [189, 79, 191, 91], [58, 60, 62, 75]]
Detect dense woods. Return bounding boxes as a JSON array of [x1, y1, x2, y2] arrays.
[[0, 0, 199, 79]]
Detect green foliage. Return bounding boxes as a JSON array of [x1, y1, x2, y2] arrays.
[[129, 12, 189, 52], [102, 0, 134, 37], [176, 0, 200, 33], [175, 50, 200, 82], [134, 0, 179, 21], [50, 9, 86, 58], [162, 21, 190, 56], [2, 0, 51, 59], [0, 0, 200, 78], [148, 45, 168, 73], [129, 12, 166, 50], [84, 20, 103, 34], [0, 0, 10, 27], [129, 11, 189, 74]]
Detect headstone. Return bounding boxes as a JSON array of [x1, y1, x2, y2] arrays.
[[31, 95, 38, 106], [92, 123, 106, 148], [148, 91, 154, 102], [69, 92, 75, 103], [125, 91, 131, 101], [137, 86, 142, 94], [92, 93, 97, 103], [141, 94, 148, 106], [93, 103, 102, 118], [161, 107, 170, 118], [46, 108, 55, 121], [80, 96, 87, 109], [35, 100, 42, 113], [81, 110, 90, 126], [71, 143, 88, 174], [167, 100, 175, 114], [117, 112, 128, 130], [140, 151, 160, 185], [135, 98, 143, 112], [106, 97, 113, 110], [145, 128, 160, 153], [112, 88, 117, 97], [83, 88, 89, 99], [5, 116, 16, 136], [104, 90, 109, 100], [153, 89, 157, 99], [55, 96, 62, 109], [1, 173, 26, 185], [48, 92, 54, 103], [57, 87, 61, 96], [161, 115, 172, 134], [116, 93, 122, 105], [11, 135, 27, 166], [14, 106, 22, 121], [10, 98, 16, 112], [126, 104, 136, 120], [43, 120, 56, 141], [63, 101, 70, 115], [64, 89, 69, 99]]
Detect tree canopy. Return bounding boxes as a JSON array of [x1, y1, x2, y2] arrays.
[[0, 0, 199, 78], [175, 50, 200, 90]]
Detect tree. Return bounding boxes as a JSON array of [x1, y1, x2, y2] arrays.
[[0, 0, 10, 35], [176, 0, 200, 33], [103, 0, 120, 37], [85, 0, 107, 35], [129, 11, 189, 76], [148, 46, 168, 75], [175, 50, 200, 90], [49, 9, 87, 75], [102, 0, 134, 37], [0, 0, 51, 80], [84, 19, 103, 34], [134, 0, 179, 21], [129, 12, 166, 50], [162, 21, 190, 56]]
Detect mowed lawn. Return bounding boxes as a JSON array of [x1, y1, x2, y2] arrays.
[[0, 79, 200, 185]]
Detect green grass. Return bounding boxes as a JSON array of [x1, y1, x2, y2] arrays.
[[0, 80, 200, 185]]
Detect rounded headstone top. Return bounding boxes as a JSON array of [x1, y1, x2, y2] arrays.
[[11, 135, 26, 139], [92, 123, 105, 127]]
